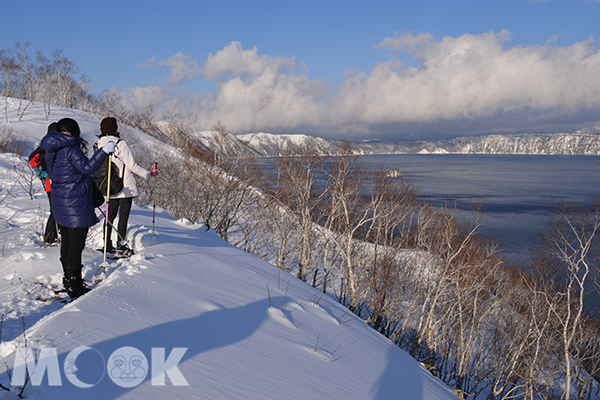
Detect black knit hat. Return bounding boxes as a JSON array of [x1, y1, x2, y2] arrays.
[[47, 122, 58, 133], [100, 117, 118, 134], [57, 118, 81, 138]]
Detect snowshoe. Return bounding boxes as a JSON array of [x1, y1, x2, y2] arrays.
[[36, 295, 70, 303], [67, 284, 90, 299], [116, 241, 135, 258]]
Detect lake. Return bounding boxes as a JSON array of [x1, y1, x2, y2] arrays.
[[361, 154, 600, 263]]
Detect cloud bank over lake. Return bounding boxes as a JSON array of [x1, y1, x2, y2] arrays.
[[119, 32, 600, 139]]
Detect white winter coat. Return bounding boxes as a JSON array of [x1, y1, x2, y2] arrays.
[[96, 134, 150, 198]]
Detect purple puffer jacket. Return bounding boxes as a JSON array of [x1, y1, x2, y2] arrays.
[[41, 131, 108, 229]]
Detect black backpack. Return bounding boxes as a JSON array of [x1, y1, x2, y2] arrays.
[[92, 140, 124, 196], [28, 146, 47, 169]]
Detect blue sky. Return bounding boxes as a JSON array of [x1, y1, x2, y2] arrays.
[[2, 0, 600, 139]]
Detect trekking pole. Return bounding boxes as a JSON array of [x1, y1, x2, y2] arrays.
[[97, 207, 125, 242], [101, 154, 113, 268], [152, 162, 157, 237]]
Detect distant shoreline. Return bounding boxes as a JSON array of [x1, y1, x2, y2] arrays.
[[235, 132, 600, 158]]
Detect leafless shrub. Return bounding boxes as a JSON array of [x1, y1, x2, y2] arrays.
[[268, 143, 330, 282], [0, 126, 30, 156], [524, 199, 600, 399], [0, 316, 33, 398], [28, 206, 46, 244], [132, 130, 263, 243], [12, 156, 38, 200]]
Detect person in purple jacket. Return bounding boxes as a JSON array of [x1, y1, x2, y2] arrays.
[[41, 118, 117, 298]]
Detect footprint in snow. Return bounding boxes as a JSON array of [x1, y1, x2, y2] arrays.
[[14, 252, 45, 262]]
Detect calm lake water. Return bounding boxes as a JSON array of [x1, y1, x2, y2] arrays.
[[361, 154, 600, 263]]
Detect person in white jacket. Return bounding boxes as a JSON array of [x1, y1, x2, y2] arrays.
[[96, 117, 157, 256]]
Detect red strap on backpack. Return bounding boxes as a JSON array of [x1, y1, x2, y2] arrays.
[[29, 153, 42, 168]]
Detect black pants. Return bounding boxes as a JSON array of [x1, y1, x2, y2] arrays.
[[44, 192, 58, 244], [106, 197, 133, 246], [58, 225, 88, 278]]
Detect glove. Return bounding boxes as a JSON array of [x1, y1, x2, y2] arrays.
[[150, 169, 158, 177], [102, 142, 117, 154]]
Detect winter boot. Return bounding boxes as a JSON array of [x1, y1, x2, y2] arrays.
[[60, 258, 71, 291], [76, 264, 86, 286], [66, 268, 90, 299], [105, 241, 116, 254], [67, 277, 90, 298], [62, 276, 71, 291]]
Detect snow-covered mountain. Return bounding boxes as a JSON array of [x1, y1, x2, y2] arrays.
[[189, 130, 260, 157], [235, 131, 600, 157], [354, 132, 600, 155], [236, 132, 340, 156]]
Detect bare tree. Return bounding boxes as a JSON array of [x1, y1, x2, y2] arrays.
[[212, 120, 228, 165], [532, 200, 600, 400], [2, 55, 18, 123], [0, 49, 5, 93], [12, 42, 40, 119], [161, 107, 197, 148], [129, 102, 157, 135], [0, 44, 91, 121], [269, 143, 329, 282], [48, 49, 86, 108]]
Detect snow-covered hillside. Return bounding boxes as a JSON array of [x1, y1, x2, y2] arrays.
[[355, 132, 600, 155], [236, 132, 341, 156], [0, 99, 456, 399], [236, 131, 600, 157], [188, 129, 260, 157]]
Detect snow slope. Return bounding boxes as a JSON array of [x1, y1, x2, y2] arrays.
[[0, 101, 456, 399]]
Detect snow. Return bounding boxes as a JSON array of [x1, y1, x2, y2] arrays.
[[236, 132, 341, 156], [0, 99, 456, 399]]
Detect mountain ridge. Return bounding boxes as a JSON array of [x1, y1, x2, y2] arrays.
[[234, 131, 600, 157]]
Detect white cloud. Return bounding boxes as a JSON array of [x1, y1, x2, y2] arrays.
[[376, 32, 436, 52], [202, 41, 295, 80], [126, 35, 600, 138], [333, 31, 600, 134], [140, 52, 202, 85], [130, 43, 330, 133]]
